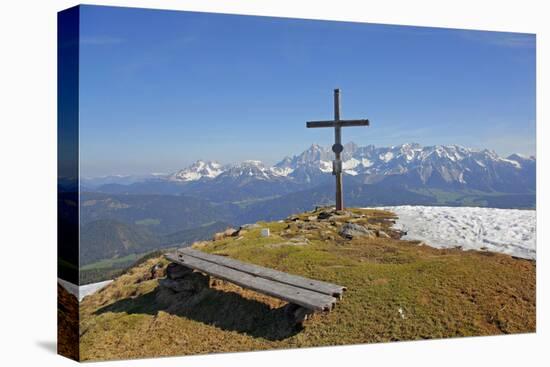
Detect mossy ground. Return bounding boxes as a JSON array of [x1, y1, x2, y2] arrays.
[[79, 208, 535, 361]]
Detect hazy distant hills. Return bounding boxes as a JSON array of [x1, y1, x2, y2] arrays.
[[80, 217, 230, 266], [80, 219, 160, 264], [80, 192, 236, 234], [77, 192, 235, 265]]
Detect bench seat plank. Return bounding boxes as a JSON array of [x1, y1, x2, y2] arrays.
[[166, 251, 337, 311], [178, 247, 346, 297]]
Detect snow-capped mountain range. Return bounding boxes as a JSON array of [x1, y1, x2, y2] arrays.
[[80, 142, 535, 211], [164, 142, 535, 192], [170, 159, 286, 181]]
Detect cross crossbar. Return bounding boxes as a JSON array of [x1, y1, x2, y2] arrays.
[[306, 119, 370, 128]]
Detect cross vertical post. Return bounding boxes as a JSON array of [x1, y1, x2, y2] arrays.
[[333, 89, 344, 211], [306, 89, 370, 212]]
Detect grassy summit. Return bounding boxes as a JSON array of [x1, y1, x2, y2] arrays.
[[79, 207, 535, 361]]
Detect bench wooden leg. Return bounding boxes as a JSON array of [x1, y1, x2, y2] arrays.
[[284, 303, 313, 325], [160, 263, 210, 294], [283, 303, 300, 315], [293, 307, 313, 324], [166, 262, 193, 280]]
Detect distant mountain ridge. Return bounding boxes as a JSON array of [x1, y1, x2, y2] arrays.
[[86, 142, 535, 195]]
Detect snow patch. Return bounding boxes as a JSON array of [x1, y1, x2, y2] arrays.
[[343, 158, 360, 170], [475, 160, 486, 168], [499, 158, 522, 169], [319, 160, 332, 173], [361, 158, 373, 167], [58, 278, 114, 302], [271, 167, 294, 176], [371, 206, 536, 260], [380, 152, 394, 162]]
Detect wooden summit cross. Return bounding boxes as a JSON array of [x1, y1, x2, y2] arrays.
[[306, 89, 370, 211]]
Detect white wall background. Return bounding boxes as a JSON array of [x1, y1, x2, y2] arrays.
[[0, 0, 547, 366]]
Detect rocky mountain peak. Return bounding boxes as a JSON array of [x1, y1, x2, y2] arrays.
[[170, 160, 224, 182]]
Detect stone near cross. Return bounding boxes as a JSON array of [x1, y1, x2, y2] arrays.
[[306, 88, 370, 211]]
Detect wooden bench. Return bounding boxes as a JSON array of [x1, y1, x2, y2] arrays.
[[165, 247, 346, 317]]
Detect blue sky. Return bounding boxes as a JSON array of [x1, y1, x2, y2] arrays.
[[78, 5, 536, 177]]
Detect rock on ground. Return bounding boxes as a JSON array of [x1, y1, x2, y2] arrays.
[[338, 223, 376, 239]]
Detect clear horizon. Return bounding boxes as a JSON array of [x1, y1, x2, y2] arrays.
[[78, 5, 536, 177]]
